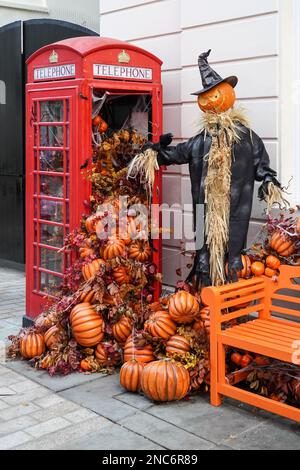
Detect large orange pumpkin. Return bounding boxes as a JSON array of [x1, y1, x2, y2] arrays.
[[124, 336, 155, 363], [145, 311, 177, 339], [166, 335, 190, 357], [70, 303, 105, 347], [128, 241, 151, 263], [168, 291, 200, 324], [198, 82, 236, 114], [113, 266, 131, 286], [44, 325, 68, 350], [120, 359, 145, 392], [102, 239, 126, 260], [20, 332, 45, 359], [141, 359, 191, 402], [82, 258, 105, 281], [112, 316, 132, 344], [270, 232, 295, 257]]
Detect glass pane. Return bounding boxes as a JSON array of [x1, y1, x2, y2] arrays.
[[65, 150, 69, 172], [34, 127, 38, 146], [40, 248, 63, 273], [40, 224, 64, 248], [34, 223, 37, 242], [34, 270, 38, 290], [40, 100, 64, 122], [40, 272, 62, 295], [40, 199, 63, 223], [66, 203, 69, 225], [34, 246, 37, 266], [34, 198, 38, 218], [40, 175, 63, 198], [40, 126, 64, 147], [40, 150, 64, 172], [66, 124, 69, 147], [65, 100, 69, 121]]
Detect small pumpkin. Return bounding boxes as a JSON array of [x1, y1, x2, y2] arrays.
[[231, 352, 242, 366], [145, 311, 177, 339], [199, 306, 210, 335], [113, 266, 131, 286], [198, 82, 236, 114], [265, 267, 278, 278], [70, 303, 105, 347], [92, 115, 102, 127], [82, 258, 105, 281], [95, 343, 121, 367], [251, 261, 265, 277], [98, 119, 108, 134], [166, 334, 190, 357], [254, 355, 270, 366], [85, 215, 101, 234], [20, 332, 45, 359], [80, 286, 97, 304], [44, 325, 68, 350], [120, 359, 145, 392], [80, 359, 93, 372], [112, 316, 132, 344], [266, 255, 281, 270], [168, 291, 200, 324], [128, 241, 151, 263], [270, 232, 295, 257], [141, 359, 191, 402], [79, 246, 95, 259], [102, 238, 126, 260], [124, 336, 155, 363], [240, 353, 254, 368], [226, 255, 252, 279]]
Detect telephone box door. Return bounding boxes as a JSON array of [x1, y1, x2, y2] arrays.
[[26, 87, 78, 317]]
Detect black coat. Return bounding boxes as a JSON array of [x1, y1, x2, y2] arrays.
[[156, 125, 278, 282]]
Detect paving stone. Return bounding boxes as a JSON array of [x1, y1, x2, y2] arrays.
[[0, 373, 27, 387], [60, 422, 164, 450], [9, 380, 43, 393], [119, 411, 216, 450], [34, 394, 65, 409], [0, 400, 9, 410], [31, 400, 79, 422], [14, 416, 110, 450], [222, 422, 300, 450], [0, 386, 15, 396], [0, 402, 40, 420], [113, 392, 154, 411], [26, 417, 71, 438], [146, 395, 266, 445], [6, 360, 106, 391], [59, 376, 138, 422], [0, 431, 32, 450], [0, 414, 38, 436], [1, 386, 50, 405], [64, 408, 98, 423]]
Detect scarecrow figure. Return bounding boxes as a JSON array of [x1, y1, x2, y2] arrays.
[[128, 50, 288, 286]]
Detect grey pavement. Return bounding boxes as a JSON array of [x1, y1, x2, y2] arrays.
[[0, 265, 300, 450]]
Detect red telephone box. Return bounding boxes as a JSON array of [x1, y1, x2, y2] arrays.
[[26, 37, 163, 318]]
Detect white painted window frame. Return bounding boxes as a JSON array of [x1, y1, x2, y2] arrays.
[[0, 0, 48, 13], [279, 0, 300, 205]]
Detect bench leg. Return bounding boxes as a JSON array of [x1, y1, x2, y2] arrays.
[[210, 341, 222, 407]]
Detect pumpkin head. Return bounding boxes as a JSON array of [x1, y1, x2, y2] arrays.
[[145, 311, 177, 339], [102, 238, 126, 260], [120, 359, 145, 392], [82, 258, 105, 281], [141, 359, 190, 402], [166, 334, 190, 357], [128, 241, 151, 263], [20, 332, 45, 359], [112, 316, 132, 345], [70, 303, 105, 347], [168, 291, 200, 324], [124, 336, 155, 363], [251, 261, 265, 277], [198, 82, 236, 113]]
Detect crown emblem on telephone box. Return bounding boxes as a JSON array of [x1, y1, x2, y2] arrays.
[[49, 50, 58, 63], [118, 50, 130, 64]]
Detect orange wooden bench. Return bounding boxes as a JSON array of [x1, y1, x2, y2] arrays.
[[202, 265, 300, 422]]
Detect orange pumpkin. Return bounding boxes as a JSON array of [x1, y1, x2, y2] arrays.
[[225, 254, 252, 279], [112, 316, 132, 344], [128, 241, 151, 263], [120, 359, 145, 392], [95, 343, 121, 367], [79, 246, 95, 259], [102, 239, 126, 260], [70, 303, 105, 347], [44, 325, 67, 350], [270, 232, 295, 257], [141, 359, 191, 402], [124, 336, 155, 363], [80, 286, 97, 304], [193, 317, 205, 334], [231, 352, 242, 366], [20, 332, 45, 359], [199, 306, 210, 334], [265, 267, 277, 278], [251, 261, 265, 277], [82, 258, 105, 281], [98, 119, 108, 134], [113, 266, 131, 286], [85, 215, 101, 234], [166, 334, 190, 357], [92, 115, 102, 127], [266, 255, 281, 270], [80, 359, 93, 372], [168, 291, 200, 324], [198, 82, 236, 114], [240, 353, 254, 368], [145, 311, 177, 339]]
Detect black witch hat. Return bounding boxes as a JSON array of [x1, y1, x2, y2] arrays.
[[191, 49, 238, 96]]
